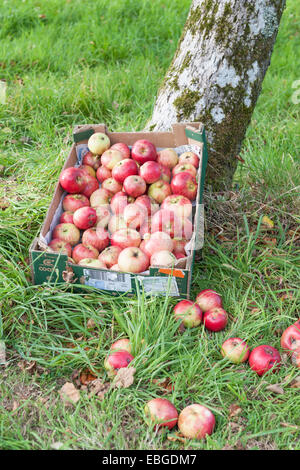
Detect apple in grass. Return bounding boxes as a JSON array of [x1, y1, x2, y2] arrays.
[[139, 161, 161, 184], [157, 148, 178, 169], [95, 205, 110, 228], [150, 250, 176, 268], [110, 338, 132, 354], [59, 211, 74, 224], [179, 151, 199, 168], [101, 149, 125, 170], [59, 167, 86, 193], [110, 142, 131, 159], [82, 151, 102, 170], [78, 258, 107, 269], [112, 158, 138, 183], [99, 246, 122, 268], [144, 398, 178, 430], [159, 163, 171, 182], [104, 350, 134, 377], [81, 174, 99, 198], [90, 188, 112, 207], [111, 228, 141, 250], [172, 163, 197, 178], [96, 165, 112, 183], [143, 232, 174, 258], [48, 238, 72, 257], [178, 404, 215, 440], [249, 345, 281, 376], [72, 244, 99, 264], [280, 320, 300, 355], [52, 223, 80, 246], [82, 227, 109, 252], [78, 164, 96, 178], [148, 180, 172, 204], [173, 300, 203, 328], [73, 206, 97, 230], [101, 177, 123, 195], [171, 172, 198, 201], [118, 247, 149, 273], [123, 203, 147, 230], [123, 175, 147, 198], [131, 139, 157, 165], [87, 132, 110, 155], [196, 289, 222, 312], [161, 194, 192, 219], [108, 214, 127, 233], [221, 338, 250, 364], [203, 308, 228, 332]]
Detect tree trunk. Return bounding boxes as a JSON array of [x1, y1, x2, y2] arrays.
[[147, 0, 286, 189]]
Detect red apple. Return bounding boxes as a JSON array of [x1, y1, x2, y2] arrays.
[[78, 258, 107, 269], [90, 188, 112, 207], [72, 244, 99, 264], [178, 404, 215, 440], [81, 174, 99, 198], [148, 180, 172, 204], [104, 350, 134, 377], [161, 194, 192, 219], [73, 206, 97, 230], [179, 217, 193, 240], [150, 250, 176, 267], [173, 238, 188, 255], [82, 151, 102, 169], [123, 203, 147, 230], [48, 238, 72, 257], [280, 320, 300, 355], [171, 172, 198, 201], [151, 209, 182, 238], [82, 227, 109, 252], [118, 247, 149, 273], [144, 398, 178, 430], [95, 205, 111, 228], [135, 195, 159, 217], [59, 167, 86, 194], [112, 158, 138, 183], [157, 148, 178, 169], [139, 218, 152, 239], [139, 161, 161, 184], [179, 151, 199, 168], [159, 164, 171, 182], [203, 308, 228, 332], [111, 228, 141, 250], [87, 132, 110, 155], [123, 175, 147, 198], [99, 246, 122, 268], [101, 149, 125, 170], [175, 252, 186, 260], [110, 142, 131, 159], [172, 163, 197, 178], [173, 300, 202, 328], [143, 232, 173, 258], [196, 289, 222, 312], [62, 194, 90, 212], [108, 214, 127, 233], [78, 164, 96, 177], [110, 338, 132, 354], [59, 211, 74, 224], [221, 338, 250, 364], [101, 177, 122, 195], [131, 139, 157, 165], [110, 191, 134, 215], [249, 345, 281, 376], [52, 223, 80, 246], [96, 165, 112, 183]]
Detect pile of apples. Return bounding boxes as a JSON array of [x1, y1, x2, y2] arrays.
[[49, 132, 200, 273]]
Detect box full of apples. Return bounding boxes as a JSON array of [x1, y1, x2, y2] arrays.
[[30, 122, 208, 297]]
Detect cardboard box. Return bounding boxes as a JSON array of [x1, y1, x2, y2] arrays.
[[30, 122, 208, 298]]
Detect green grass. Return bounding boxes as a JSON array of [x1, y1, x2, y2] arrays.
[[0, 0, 299, 451]]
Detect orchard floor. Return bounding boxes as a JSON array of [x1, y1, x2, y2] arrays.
[[0, 0, 299, 450]]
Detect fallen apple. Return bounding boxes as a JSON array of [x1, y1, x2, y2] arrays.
[[196, 289, 222, 312], [144, 398, 178, 430], [221, 338, 250, 364], [173, 300, 202, 328], [178, 404, 215, 440], [203, 308, 228, 332], [249, 345, 281, 376], [110, 338, 132, 354], [104, 350, 134, 377]]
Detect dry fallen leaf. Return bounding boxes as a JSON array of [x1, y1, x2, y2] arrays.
[[17, 360, 36, 374], [80, 368, 98, 385], [167, 432, 187, 443], [152, 377, 175, 393], [87, 318, 96, 330], [229, 403, 242, 418], [88, 379, 110, 399], [290, 377, 300, 388], [262, 215, 274, 228], [112, 367, 136, 389], [59, 382, 80, 405], [265, 384, 284, 395], [62, 267, 76, 283]]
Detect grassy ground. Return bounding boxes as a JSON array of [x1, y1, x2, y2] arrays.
[[0, 0, 299, 451]]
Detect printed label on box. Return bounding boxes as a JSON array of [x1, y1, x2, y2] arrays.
[[138, 276, 179, 296], [83, 269, 132, 292]]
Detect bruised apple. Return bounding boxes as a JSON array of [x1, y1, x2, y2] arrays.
[[104, 350, 134, 377], [249, 345, 281, 376]]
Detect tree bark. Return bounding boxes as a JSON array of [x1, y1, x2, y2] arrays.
[[147, 0, 286, 189]]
